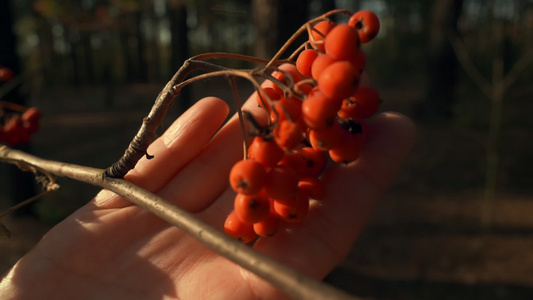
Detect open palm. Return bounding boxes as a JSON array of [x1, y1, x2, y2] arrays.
[[1, 90, 415, 299]]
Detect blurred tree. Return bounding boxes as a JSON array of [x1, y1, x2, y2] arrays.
[[167, 0, 191, 110], [252, 0, 309, 60], [168, 0, 189, 75], [414, 0, 464, 122], [252, 0, 279, 60], [449, 0, 532, 230]]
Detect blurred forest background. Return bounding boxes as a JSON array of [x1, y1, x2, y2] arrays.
[[1, 0, 532, 299]]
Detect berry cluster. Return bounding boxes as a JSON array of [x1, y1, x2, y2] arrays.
[[0, 105, 42, 146], [224, 10, 381, 242]]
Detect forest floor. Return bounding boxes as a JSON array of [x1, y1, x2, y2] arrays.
[[1, 79, 532, 299]]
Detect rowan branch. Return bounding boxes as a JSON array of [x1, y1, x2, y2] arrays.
[[264, 9, 352, 69], [0, 146, 359, 300], [104, 59, 235, 179]]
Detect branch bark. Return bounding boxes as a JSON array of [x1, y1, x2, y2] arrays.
[[0, 146, 360, 300], [104, 59, 234, 179]]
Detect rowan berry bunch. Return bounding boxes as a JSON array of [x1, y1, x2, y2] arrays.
[[0, 102, 42, 147], [224, 10, 382, 242]]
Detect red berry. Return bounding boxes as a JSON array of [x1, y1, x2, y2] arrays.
[[248, 136, 285, 168], [329, 131, 366, 163], [301, 90, 340, 130], [224, 211, 257, 243], [265, 165, 299, 201], [310, 53, 336, 81], [296, 48, 319, 77], [21, 107, 42, 123], [234, 191, 270, 224], [298, 176, 326, 200], [318, 61, 360, 102], [324, 24, 360, 61], [273, 119, 304, 151], [270, 97, 302, 124], [269, 64, 301, 97], [257, 87, 280, 112], [273, 190, 309, 223], [348, 10, 380, 44], [309, 20, 336, 52], [308, 120, 343, 151], [278, 151, 306, 173], [349, 50, 367, 72], [4, 116, 30, 146], [298, 147, 327, 176], [229, 159, 267, 195], [344, 86, 381, 119], [253, 206, 281, 237]]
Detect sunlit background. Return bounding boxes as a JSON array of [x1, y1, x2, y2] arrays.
[[1, 0, 532, 299]]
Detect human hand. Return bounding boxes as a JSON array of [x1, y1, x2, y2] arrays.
[[0, 86, 415, 299]]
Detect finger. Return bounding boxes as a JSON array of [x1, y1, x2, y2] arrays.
[[252, 112, 416, 279], [94, 97, 229, 208], [157, 89, 269, 212]]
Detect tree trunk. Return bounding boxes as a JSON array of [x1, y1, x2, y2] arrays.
[[277, 0, 310, 57], [134, 11, 149, 82], [414, 0, 464, 122], [119, 14, 137, 83], [252, 0, 280, 60], [252, 0, 310, 60], [167, 0, 190, 111]]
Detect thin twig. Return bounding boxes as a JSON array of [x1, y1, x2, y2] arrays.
[[0, 190, 57, 220], [104, 59, 237, 179], [190, 52, 290, 66], [227, 76, 248, 160], [264, 9, 352, 69], [0, 146, 360, 300]]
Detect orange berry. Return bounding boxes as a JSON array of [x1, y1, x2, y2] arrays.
[[248, 136, 285, 168], [324, 24, 360, 61], [311, 53, 336, 80], [349, 50, 366, 72], [309, 20, 336, 52], [339, 86, 381, 119], [296, 48, 319, 77], [229, 159, 267, 195], [298, 176, 326, 200], [278, 151, 306, 173], [273, 190, 309, 223], [3, 116, 30, 146], [265, 165, 299, 201], [234, 191, 270, 224], [348, 10, 380, 43], [308, 120, 343, 151], [301, 90, 340, 130], [257, 87, 280, 112], [270, 97, 302, 124], [273, 119, 304, 151], [298, 147, 327, 176], [253, 206, 281, 237], [224, 211, 257, 243], [318, 61, 360, 102], [269, 64, 301, 97], [328, 131, 366, 163]]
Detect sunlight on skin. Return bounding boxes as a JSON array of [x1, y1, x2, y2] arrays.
[[0, 77, 415, 299]]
